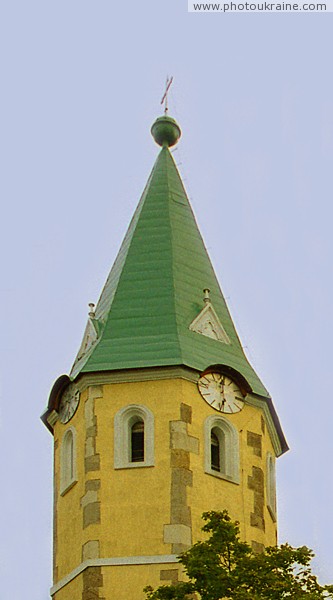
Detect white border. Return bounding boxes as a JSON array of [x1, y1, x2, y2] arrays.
[[50, 555, 179, 595], [114, 404, 155, 469], [204, 415, 240, 483], [266, 452, 277, 521], [60, 427, 78, 495]]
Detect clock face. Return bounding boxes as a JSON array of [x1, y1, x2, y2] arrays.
[[198, 372, 244, 414], [58, 385, 80, 424]]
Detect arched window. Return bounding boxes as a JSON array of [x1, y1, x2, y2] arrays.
[[60, 427, 77, 495], [266, 452, 277, 521], [114, 405, 154, 469], [131, 420, 144, 462], [204, 416, 239, 483]]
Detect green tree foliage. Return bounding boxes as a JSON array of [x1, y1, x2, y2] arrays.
[[145, 511, 333, 600]]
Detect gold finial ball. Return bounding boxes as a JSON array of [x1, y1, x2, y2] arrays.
[[151, 115, 181, 147]]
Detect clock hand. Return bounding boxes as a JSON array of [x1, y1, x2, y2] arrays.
[[219, 374, 225, 391]]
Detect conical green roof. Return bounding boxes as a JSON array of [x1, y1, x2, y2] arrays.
[[70, 138, 269, 398]]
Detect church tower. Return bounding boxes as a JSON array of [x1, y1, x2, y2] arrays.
[[42, 114, 288, 600]]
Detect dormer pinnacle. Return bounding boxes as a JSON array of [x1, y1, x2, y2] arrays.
[[203, 288, 211, 304], [88, 303, 96, 318]]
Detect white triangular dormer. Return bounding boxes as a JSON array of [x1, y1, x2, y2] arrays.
[[189, 302, 230, 344]]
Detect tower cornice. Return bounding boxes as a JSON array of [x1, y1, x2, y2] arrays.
[[42, 365, 288, 456]]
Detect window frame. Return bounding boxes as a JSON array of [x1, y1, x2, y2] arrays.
[[204, 415, 239, 484], [114, 405, 154, 469], [266, 452, 277, 521], [60, 427, 78, 495]]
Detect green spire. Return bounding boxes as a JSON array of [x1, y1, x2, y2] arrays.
[[70, 117, 268, 398]]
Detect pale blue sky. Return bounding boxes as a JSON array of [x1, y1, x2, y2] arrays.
[[0, 2, 332, 598]]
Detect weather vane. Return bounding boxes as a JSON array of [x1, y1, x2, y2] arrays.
[[160, 76, 173, 114]]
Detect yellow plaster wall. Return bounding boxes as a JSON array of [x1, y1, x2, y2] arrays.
[[53, 388, 88, 580], [96, 379, 179, 558], [52, 375, 278, 598], [177, 378, 277, 547], [102, 562, 182, 600]]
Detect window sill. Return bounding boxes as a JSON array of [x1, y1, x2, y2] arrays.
[[205, 468, 239, 485], [114, 462, 154, 470], [60, 478, 78, 496], [267, 504, 277, 523]]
